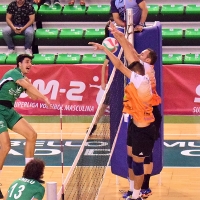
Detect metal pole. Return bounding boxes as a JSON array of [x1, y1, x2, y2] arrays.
[[126, 8, 134, 47]]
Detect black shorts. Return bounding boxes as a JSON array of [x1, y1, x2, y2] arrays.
[[127, 121, 157, 157], [152, 106, 162, 140]]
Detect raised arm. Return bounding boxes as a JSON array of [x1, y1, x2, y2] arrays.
[[88, 42, 132, 79], [109, 22, 139, 65], [101, 58, 109, 90]]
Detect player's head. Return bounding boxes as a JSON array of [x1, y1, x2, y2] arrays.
[[16, 54, 34, 68], [23, 159, 45, 181], [140, 48, 157, 65], [128, 61, 145, 75], [105, 16, 114, 38]]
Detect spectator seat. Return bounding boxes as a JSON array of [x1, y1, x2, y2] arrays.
[[82, 53, 106, 64], [162, 54, 183, 64], [62, 5, 86, 15], [32, 54, 55, 64], [84, 28, 105, 39], [162, 28, 183, 39], [147, 4, 160, 15], [59, 28, 83, 39], [35, 28, 59, 39], [161, 4, 184, 15], [38, 4, 62, 15], [0, 54, 6, 64], [185, 5, 200, 15], [184, 54, 200, 64], [6, 54, 17, 64], [185, 28, 200, 39], [87, 5, 110, 15], [56, 53, 81, 64]]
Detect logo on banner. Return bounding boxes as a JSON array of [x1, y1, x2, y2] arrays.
[[193, 84, 200, 113]]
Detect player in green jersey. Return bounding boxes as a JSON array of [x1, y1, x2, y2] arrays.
[[4, 159, 45, 200], [0, 54, 51, 198]]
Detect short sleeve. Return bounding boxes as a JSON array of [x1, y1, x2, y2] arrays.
[[33, 186, 45, 200], [11, 69, 24, 82], [136, 0, 143, 4], [28, 3, 35, 15], [7, 2, 14, 15], [110, 0, 118, 13]]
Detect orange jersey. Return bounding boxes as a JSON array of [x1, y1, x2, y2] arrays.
[[142, 61, 161, 106], [123, 72, 154, 124]]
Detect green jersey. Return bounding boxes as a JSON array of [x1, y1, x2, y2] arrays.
[[7, 177, 45, 200], [0, 68, 25, 106]]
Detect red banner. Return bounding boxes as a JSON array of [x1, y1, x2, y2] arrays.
[[0, 65, 106, 115], [1, 64, 199, 116], [163, 65, 200, 115]]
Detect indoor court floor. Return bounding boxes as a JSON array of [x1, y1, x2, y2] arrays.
[[1, 116, 200, 200]]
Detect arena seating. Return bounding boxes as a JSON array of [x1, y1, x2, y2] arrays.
[[0, 0, 200, 64]]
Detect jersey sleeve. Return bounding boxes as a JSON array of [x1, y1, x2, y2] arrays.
[[33, 186, 45, 200], [11, 70, 24, 82], [136, 0, 143, 4], [7, 2, 14, 15], [110, 0, 118, 13]]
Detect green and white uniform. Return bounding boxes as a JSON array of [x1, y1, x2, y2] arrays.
[[6, 177, 45, 200], [0, 68, 25, 133]]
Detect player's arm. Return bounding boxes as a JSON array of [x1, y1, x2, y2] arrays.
[[89, 42, 131, 79], [109, 22, 139, 65], [3, 192, 8, 200], [16, 78, 50, 107], [110, 0, 126, 27], [134, 0, 148, 32], [101, 59, 109, 90], [6, 13, 15, 31]]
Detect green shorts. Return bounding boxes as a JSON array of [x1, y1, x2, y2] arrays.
[[0, 105, 22, 133]]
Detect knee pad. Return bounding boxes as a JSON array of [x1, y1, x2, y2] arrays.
[[132, 160, 144, 176], [127, 155, 132, 169]]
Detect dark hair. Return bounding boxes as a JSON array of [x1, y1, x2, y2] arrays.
[[23, 159, 45, 181], [147, 48, 157, 65], [105, 16, 114, 38], [128, 61, 145, 75], [16, 54, 34, 67]]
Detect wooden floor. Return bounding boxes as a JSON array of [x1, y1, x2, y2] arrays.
[[1, 122, 200, 200]]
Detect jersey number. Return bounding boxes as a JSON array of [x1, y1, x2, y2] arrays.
[[9, 183, 25, 199]]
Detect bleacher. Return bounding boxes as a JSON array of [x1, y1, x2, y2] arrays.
[[0, 0, 200, 64]]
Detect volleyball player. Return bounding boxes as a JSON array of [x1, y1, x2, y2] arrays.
[[0, 54, 50, 198], [88, 40, 157, 200], [4, 159, 45, 200], [109, 22, 162, 199]]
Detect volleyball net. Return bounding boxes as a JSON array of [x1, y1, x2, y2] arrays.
[[55, 9, 134, 200]]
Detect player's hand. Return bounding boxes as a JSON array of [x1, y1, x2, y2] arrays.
[[44, 97, 51, 108], [101, 83, 106, 90], [33, 0, 41, 4], [88, 42, 104, 50], [134, 25, 143, 32]]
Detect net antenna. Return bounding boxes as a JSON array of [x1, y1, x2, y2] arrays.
[[57, 9, 133, 200], [60, 95, 64, 200]]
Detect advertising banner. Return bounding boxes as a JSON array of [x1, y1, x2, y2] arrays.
[[0, 65, 104, 115], [163, 64, 200, 115]]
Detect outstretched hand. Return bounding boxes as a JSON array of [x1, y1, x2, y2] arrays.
[[108, 22, 124, 37], [88, 42, 105, 51]]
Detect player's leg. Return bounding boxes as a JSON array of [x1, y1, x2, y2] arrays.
[[141, 155, 153, 198], [11, 118, 37, 164], [0, 123, 11, 199]]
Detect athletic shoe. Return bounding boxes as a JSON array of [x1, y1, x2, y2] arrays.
[[140, 188, 152, 198], [54, 0, 61, 5], [0, 184, 4, 199], [6, 49, 15, 56], [126, 197, 143, 200], [25, 48, 32, 55], [44, 0, 51, 6], [122, 190, 133, 198], [86, 124, 97, 136]]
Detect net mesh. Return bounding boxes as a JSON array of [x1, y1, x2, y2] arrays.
[[57, 24, 130, 200]]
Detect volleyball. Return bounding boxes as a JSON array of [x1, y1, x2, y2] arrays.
[[102, 37, 119, 53]]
